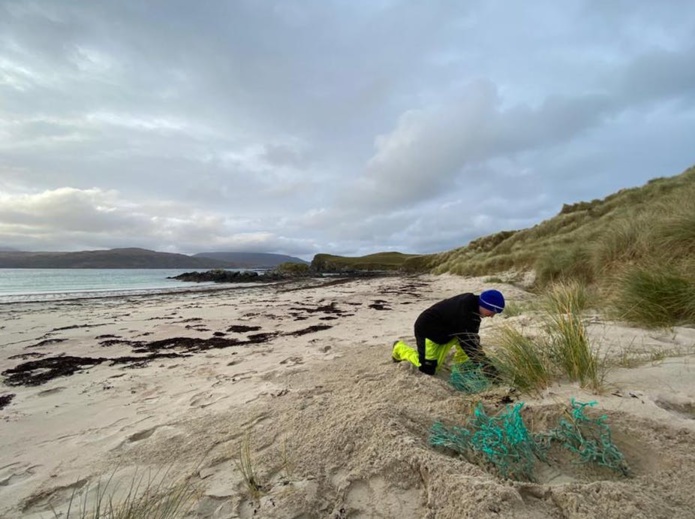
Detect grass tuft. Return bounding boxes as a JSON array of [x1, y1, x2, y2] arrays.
[[492, 325, 553, 394], [413, 166, 695, 329], [51, 467, 199, 519], [543, 283, 604, 392], [236, 434, 264, 501], [490, 281, 606, 393], [502, 301, 525, 317], [610, 266, 695, 328]]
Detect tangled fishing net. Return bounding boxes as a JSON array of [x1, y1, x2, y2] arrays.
[[449, 362, 491, 394], [537, 399, 629, 476], [430, 399, 628, 481], [430, 402, 538, 480]]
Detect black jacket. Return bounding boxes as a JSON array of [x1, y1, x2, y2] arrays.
[[414, 293, 485, 363]]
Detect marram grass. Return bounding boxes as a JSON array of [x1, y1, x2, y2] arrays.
[[236, 433, 264, 501], [492, 325, 553, 394], [490, 281, 605, 393], [609, 266, 695, 328], [418, 166, 695, 329], [52, 467, 200, 519], [544, 282, 604, 392]]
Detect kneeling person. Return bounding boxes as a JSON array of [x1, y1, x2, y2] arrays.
[[392, 289, 504, 377]]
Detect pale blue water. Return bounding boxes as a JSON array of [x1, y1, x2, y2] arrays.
[[0, 269, 245, 303]]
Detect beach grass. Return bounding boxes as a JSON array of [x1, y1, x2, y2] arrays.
[[608, 265, 695, 328], [491, 281, 605, 393], [492, 325, 553, 394], [502, 301, 525, 317], [236, 434, 264, 501], [52, 468, 199, 519], [411, 166, 695, 329], [543, 282, 604, 392]]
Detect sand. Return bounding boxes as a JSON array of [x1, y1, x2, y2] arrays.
[[1, 274, 694, 518]]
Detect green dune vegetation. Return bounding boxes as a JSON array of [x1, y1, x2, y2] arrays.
[[416, 165, 695, 328], [318, 165, 695, 329], [310, 251, 421, 272]]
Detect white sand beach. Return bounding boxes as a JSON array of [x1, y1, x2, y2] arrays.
[[1, 274, 694, 518]]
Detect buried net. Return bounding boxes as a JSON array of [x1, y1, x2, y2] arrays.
[[537, 399, 629, 476], [430, 402, 538, 480], [429, 400, 629, 481], [449, 362, 492, 394]]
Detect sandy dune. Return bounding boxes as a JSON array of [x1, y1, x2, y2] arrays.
[[1, 274, 694, 518]]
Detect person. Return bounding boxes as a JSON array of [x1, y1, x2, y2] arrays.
[[391, 289, 505, 377]]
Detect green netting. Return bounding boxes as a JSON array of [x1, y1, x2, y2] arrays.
[[537, 399, 629, 476], [449, 362, 491, 394], [430, 402, 538, 480], [429, 399, 629, 481]]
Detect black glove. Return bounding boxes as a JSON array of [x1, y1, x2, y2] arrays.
[[418, 359, 437, 375]]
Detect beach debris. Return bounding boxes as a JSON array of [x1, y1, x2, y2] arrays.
[[290, 302, 349, 316], [431, 402, 539, 480], [450, 363, 492, 394], [368, 299, 391, 310], [100, 338, 145, 347], [8, 352, 45, 360], [0, 393, 15, 410], [26, 338, 67, 348], [1, 353, 184, 386], [228, 325, 262, 333], [288, 324, 332, 337], [3, 356, 104, 386], [3, 320, 338, 386], [536, 399, 629, 476], [430, 399, 628, 481]]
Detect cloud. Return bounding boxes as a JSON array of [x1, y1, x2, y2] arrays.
[[0, 187, 319, 255], [1, 1, 694, 257], [343, 80, 614, 213]]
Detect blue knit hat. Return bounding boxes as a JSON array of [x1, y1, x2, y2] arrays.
[[479, 289, 505, 313]]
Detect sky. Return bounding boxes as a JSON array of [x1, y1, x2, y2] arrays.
[[1, 0, 694, 260]]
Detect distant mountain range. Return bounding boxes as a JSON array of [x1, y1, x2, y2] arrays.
[[194, 252, 308, 268], [0, 248, 308, 269]]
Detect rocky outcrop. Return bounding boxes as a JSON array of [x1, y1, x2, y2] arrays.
[[168, 269, 289, 283]]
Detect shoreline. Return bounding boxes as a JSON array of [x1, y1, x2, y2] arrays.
[[1, 274, 695, 518], [0, 272, 397, 305], [0, 281, 275, 306]]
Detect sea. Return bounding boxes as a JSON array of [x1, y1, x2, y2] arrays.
[[0, 268, 255, 304]]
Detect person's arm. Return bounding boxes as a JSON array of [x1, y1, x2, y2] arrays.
[[454, 330, 487, 364], [454, 331, 500, 380]]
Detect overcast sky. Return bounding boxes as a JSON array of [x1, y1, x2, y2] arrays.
[[1, 0, 694, 260]]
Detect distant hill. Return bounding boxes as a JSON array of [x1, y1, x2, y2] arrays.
[[310, 251, 421, 272], [0, 248, 235, 269], [405, 164, 695, 287], [193, 252, 308, 268]]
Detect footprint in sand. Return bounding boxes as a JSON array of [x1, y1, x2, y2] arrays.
[[20, 477, 89, 515], [127, 426, 158, 443], [653, 394, 695, 419], [189, 392, 231, 408], [37, 387, 66, 397], [280, 356, 304, 366], [0, 463, 41, 487], [344, 476, 421, 516]]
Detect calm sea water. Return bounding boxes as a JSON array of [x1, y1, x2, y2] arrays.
[[0, 269, 244, 303]]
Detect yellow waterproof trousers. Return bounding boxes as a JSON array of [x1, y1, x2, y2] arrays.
[[392, 338, 469, 373]]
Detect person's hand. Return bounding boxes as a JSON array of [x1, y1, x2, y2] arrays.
[[418, 359, 437, 375]]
